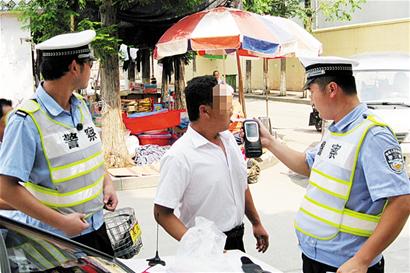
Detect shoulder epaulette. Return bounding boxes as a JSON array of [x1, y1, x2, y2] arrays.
[[15, 110, 28, 118]]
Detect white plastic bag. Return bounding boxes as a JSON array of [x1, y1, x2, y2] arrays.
[[167, 217, 236, 272], [124, 131, 139, 158]]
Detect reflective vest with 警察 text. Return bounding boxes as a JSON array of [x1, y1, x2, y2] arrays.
[[16, 96, 105, 216], [295, 114, 389, 239]]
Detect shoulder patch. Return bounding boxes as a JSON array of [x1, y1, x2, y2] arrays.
[[384, 147, 404, 174], [15, 110, 28, 118]]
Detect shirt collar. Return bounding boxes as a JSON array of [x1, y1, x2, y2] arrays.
[[35, 83, 81, 117], [329, 103, 368, 132], [187, 125, 231, 149]]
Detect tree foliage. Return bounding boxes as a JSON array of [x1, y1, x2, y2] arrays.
[[17, 1, 121, 60], [78, 19, 121, 61], [317, 0, 366, 22], [17, 0, 84, 43], [244, 0, 303, 18], [243, 0, 367, 31]]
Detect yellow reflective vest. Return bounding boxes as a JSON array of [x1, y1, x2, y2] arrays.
[[295, 115, 390, 239], [16, 96, 105, 216]]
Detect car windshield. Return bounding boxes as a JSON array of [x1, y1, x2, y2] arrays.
[[354, 71, 410, 105], [0, 220, 131, 273]]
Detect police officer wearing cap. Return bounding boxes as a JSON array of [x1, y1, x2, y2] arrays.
[[256, 56, 410, 273], [0, 30, 117, 255]]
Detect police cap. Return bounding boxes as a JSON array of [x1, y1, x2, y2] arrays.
[[300, 56, 359, 89], [35, 30, 96, 60]]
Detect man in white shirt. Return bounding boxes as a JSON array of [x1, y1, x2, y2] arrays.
[[154, 75, 269, 252]]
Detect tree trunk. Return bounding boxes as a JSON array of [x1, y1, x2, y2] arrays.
[[245, 60, 252, 93], [174, 57, 186, 109], [140, 48, 150, 84], [161, 68, 168, 103], [263, 58, 269, 116], [304, 0, 313, 32], [100, 0, 133, 168], [279, 58, 287, 96], [192, 55, 197, 76]]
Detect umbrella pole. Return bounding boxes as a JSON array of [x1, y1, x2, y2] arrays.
[[263, 58, 269, 116], [236, 50, 246, 117]]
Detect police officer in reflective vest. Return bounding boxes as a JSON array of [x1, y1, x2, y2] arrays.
[[256, 56, 410, 273], [0, 30, 118, 255]]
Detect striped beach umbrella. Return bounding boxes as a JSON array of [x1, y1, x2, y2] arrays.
[[154, 7, 322, 115], [154, 7, 291, 60]]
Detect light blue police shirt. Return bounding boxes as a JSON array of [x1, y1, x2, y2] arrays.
[[301, 103, 410, 268], [0, 83, 104, 237]]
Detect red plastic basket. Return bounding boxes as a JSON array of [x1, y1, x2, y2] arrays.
[[122, 109, 185, 135], [138, 133, 171, 146]]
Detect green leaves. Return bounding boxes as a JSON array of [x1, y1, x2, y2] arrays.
[[318, 0, 367, 22], [243, 0, 303, 17], [78, 19, 122, 60], [16, 0, 75, 43], [243, 0, 367, 32], [15, 0, 123, 60]]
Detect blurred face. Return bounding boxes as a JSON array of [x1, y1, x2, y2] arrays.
[[210, 85, 233, 131], [1, 105, 12, 115], [78, 59, 93, 89], [309, 82, 332, 120], [214, 71, 220, 80]]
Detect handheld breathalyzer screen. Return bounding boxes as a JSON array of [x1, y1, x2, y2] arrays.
[[245, 122, 258, 138]]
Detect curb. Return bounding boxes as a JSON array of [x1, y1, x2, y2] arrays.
[[243, 93, 311, 105], [245, 94, 310, 105], [112, 174, 160, 191]]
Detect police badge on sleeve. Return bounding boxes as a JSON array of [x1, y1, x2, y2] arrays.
[[384, 147, 404, 173]]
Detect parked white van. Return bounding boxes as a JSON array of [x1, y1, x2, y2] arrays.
[[352, 52, 410, 176]]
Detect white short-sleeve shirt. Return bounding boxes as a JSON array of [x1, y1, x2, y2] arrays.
[[154, 126, 248, 232]]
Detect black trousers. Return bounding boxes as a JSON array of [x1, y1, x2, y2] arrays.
[[72, 223, 114, 256], [302, 253, 384, 273], [224, 223, 245, 252]]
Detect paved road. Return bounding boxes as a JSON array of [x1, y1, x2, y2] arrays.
[[117, 99, 410, 273]]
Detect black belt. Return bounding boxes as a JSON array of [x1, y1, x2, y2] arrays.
[[224, 223, 244, 238]]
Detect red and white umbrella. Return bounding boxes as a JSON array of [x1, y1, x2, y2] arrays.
[[155, 7, 290, 60], [262, 15, 322, 57], [154, 7, 322, 115]]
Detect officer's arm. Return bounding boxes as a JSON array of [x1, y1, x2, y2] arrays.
[[153, 204, 187, 241], [339, 194, 410, 272], [102, 173, 118, 211], [0, 174, 89, 236], [258, 121, 310, 176]]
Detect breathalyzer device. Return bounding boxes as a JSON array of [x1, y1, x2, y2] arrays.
[[243, 119, 262, 158]]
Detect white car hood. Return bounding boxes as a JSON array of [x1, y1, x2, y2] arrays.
[[371, 108, 410, 134]]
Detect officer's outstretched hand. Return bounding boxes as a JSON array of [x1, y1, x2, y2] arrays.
[[337, 256, 368, 273], [103, 177, 118, 212], [239, 119, 274, 149], [61, 213, 90, 237], [254, 118, 274, 149]]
